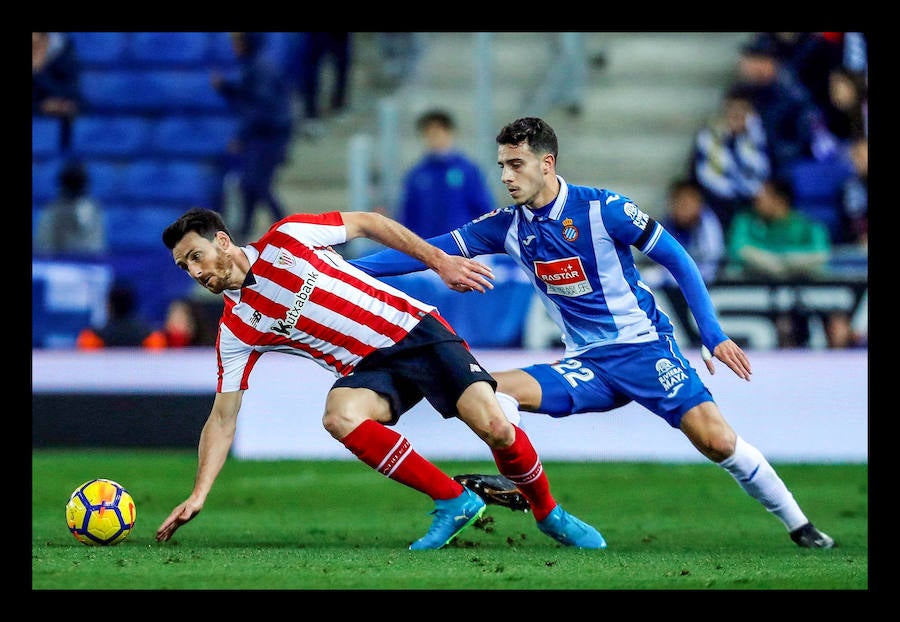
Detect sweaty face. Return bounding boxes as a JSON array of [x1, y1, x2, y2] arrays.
[[497, 142, 547, 208], [171, 231, 236, 294]]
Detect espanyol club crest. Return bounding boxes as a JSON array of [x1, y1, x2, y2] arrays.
[[561, 217, 579, 242]]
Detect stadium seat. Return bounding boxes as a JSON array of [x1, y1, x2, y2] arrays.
[[69, 32, 130, 68], [146, 70, 229, 113], [130, 32, 211, 66], [32, 116, 62, 160], [80, 70, 152, 113], [33, 158, 64, 205], [32, 203, 45, 240], [789, 157, 854, 243], [105, 204, 187, 251], [71, 115, 154, 159], [124, 160, 222, 205], [151, 115, 238, 157], [208, 32, 239, 66], [82, 69, 228, 114], [84, 160, 132, 203]]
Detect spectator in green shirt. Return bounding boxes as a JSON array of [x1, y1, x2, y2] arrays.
[[727, 178, 831, 280], [726, 178, 832, 347]]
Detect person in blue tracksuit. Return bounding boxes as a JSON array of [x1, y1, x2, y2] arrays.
[[395, 109, 495, 239], [212, 32, 293, 242], [351, 117, 834, 549]]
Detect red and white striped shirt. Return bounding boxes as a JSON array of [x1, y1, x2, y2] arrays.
[[214, 212, 435, 392]]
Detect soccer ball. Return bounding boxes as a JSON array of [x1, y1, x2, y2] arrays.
[[65, 478, 136, 546]]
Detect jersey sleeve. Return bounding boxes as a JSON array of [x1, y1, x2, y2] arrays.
[[602, 194, 728, 351], [643, 226, 728, 351], [349, 232, 462, 276], [452, 207, 515, 257], [270, 211, 348, 247]]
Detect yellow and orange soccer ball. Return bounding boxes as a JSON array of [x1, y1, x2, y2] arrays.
[[65, 478, 136, 546]]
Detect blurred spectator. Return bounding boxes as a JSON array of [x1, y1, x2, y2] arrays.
[[32, 32, 81, 152], [375, 33, 423, 90], [726, 179, 832, 348], [727, 178, 831, 280], [823, 66, 868, 143], [525, 33, 588, 117], [394, 109, 495, 239], [749, 33, 843, 114], [292, 32, 352, 140], [641, 179, 725, 347], [212, 32, 293, 242], [33, 159, 107, 256], [732, 37, 826, 181], [689, 83, 771, 232], [824, 311, 866, 350], [76, 283, 162, 349], [840, 136, 868, 247], [160, 298, 217, 348], [660, 178, 725, 286]]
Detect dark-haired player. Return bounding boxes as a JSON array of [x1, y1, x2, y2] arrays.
[[351, 117, 833, 549], [155, 207, 605, 550]]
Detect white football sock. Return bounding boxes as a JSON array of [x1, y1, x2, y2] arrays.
[[495, 391, 522, 427], [718, 436, 809, 532]]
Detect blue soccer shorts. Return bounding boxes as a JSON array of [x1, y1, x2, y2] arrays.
[[521, 334, 714, 428]]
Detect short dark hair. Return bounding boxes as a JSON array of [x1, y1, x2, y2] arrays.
[[162, 207, 231, 250], [724, 82, 756, 104], [496, 117, 558, 160], [668, 177, 702, 197], [58, 159, 88, 198], [416, 109, 455, 133]]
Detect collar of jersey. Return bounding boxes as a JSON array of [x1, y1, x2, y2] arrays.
[[522, 176, 568, 222]]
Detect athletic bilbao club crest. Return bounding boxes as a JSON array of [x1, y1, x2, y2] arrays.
[[275, 249, 295, 268], [561, 217, 579, 242]]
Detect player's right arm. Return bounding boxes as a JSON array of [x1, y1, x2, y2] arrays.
[[155, 390, 243, 542], [349, 208, 510, 277], [342, 211, 495, 292]]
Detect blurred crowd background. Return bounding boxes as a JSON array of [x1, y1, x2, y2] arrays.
[[32, 32, 868, 352]]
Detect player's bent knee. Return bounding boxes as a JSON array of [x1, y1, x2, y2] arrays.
[[323, 387, 389, 439], [680, 402, 737, 461]]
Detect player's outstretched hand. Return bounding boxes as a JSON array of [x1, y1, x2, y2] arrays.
[[702, 339, 752, 381], [156, 498, 203, 542], [433, 254, 495, 294]]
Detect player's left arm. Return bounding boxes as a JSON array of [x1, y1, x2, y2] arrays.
[[341, 211, 494, 293], [642, 225, 751, 380]]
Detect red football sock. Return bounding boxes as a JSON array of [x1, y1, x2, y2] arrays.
[[340, 419, 462, 501], [491, 425, 557, 521]]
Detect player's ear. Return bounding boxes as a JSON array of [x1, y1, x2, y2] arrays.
[[215, 230, 231, 248], [543, 153, 555, 173]]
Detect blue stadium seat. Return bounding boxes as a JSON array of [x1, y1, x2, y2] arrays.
[[208, 32, 239, 66], [82, 69, 228, 114], [105, 204, 187, 251], [33, 203, 45, 240], [70, 32, 130, 68], [151, 115, 238, 157], [33, 117, 62, 160], [84, 160, 132, 203], [130, 32, 211, 66], [789, 157, 854, 243], [33, 158, 64, 204], [80, 70, 150, 113], [124, 160, 222, 205], [71, 115, 154, 159], [149, 70, 228, 112]]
